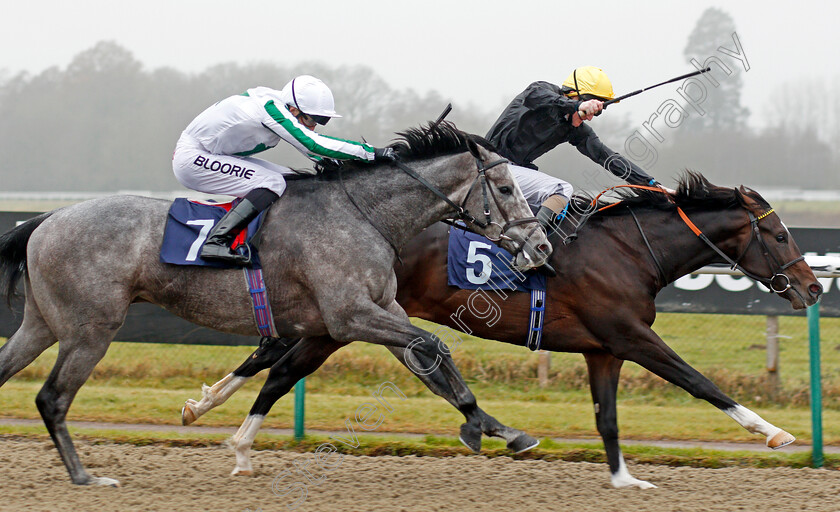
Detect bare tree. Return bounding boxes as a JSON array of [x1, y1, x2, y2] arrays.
[[682, 7, 750, 132]]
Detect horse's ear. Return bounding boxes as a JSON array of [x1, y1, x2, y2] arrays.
[[735, 185, 755, 206], [466, 137, 482, 160], [735, 185, 747, 201]]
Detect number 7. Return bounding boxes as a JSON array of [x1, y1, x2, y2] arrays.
[[185, 219, 216, 261]]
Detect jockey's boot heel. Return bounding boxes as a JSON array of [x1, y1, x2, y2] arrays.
[[200, 199, 261, 265]]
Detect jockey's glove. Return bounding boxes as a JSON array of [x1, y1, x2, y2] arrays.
[[374, 147, 397, 162]]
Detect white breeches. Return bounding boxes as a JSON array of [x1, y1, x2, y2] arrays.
[[172, 132, 295, 198], [509, 164, 574, 212]]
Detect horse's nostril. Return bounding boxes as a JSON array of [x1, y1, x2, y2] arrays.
[[809, 283, 824, 296], [537, 243, 550, 254]]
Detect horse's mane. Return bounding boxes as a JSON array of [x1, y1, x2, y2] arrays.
[[311, 121, 495, 178], [571, 171, 770, 218]]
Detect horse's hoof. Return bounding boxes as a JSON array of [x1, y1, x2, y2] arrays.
[[611, 476, 657, 490], [90, 476, 121, 487], [231, 467, 253, 477], [181, 403, 198, 426], [767, 430, 795, 449], [458, 423, 482, 454], [507, 433, 540, 454]]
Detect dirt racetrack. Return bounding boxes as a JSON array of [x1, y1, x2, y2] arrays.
[[1, 437, 838, 512]]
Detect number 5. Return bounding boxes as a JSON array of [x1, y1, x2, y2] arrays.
[[466, 241, 492, 284], [185, 219, 215, 261]]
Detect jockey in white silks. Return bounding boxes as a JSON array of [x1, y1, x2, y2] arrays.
[[173, 75, 395, 265]]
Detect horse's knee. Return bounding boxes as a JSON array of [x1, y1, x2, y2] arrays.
[[595, 416, 619, 441]]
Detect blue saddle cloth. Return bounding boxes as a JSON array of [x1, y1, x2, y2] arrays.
[[447, 226, 546, 292], [160, 199, 264, 269]]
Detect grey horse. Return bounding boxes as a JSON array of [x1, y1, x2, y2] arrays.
[[0, 123, 551, 486]]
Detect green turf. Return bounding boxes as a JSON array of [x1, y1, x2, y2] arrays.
[[1, 313, 837, 446]]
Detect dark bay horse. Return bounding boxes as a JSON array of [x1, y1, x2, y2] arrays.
[[0, 123, 551, 486], [182, 173, 822, 489]]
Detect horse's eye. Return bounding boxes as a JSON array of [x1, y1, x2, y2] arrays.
[[499, 186, 513, 196], [776, 233, 787, 243]]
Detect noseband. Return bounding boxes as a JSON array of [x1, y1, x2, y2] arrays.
[[678, 207, 804, 294]]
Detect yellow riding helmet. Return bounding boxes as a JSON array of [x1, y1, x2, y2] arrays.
[[562, 66, 614, 100]]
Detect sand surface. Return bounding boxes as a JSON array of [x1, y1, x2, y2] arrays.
[[1, 437, 838, 512]]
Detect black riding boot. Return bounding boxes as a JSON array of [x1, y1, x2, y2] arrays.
[[535, 206, 558, 277], [199, 199, 261, 265]]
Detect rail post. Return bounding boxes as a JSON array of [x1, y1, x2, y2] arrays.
[[765, 315, 780, 399], [294, 378, 306, 441], [807, 304, 823, 468]]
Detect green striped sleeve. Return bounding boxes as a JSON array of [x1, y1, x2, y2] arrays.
[[263, 100, 374, 160]]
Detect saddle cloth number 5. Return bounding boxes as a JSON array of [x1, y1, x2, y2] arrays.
[[466, 240, 493, 284]]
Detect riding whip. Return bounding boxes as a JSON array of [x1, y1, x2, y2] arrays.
[[577, 67, 712, 118]]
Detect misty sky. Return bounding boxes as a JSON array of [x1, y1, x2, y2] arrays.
[[2, 0, 838, 132]]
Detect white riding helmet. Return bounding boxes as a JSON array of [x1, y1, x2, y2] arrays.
[[280, 75, 342, 125]]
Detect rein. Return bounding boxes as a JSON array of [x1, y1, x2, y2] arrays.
[[337, 165, 402, 259], [338, 151, 541, 259], [392, 155, 540, 244], [586, 184, 804, 294], [676, 207, 804, 293], [627, 206, 668, 287]]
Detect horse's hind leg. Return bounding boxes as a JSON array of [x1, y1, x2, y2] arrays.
[[612, 326, 794, 449], [584, 351, 655, 489], [386, 345, 538, 454], [182, 337, 302, 425], [326, 300, 530, 454], [36, 327, 120, 486], [0, 284, 58, 387], [229, 336, 346, 476]]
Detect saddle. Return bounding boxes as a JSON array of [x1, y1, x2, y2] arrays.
[[160, 199, 266, 268]]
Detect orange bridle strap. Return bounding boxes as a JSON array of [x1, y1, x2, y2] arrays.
[[592, 184, 672, 213], [677, 207, 703, 236]]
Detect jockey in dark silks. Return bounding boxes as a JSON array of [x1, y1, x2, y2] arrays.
[[486, 66, 673, 240]]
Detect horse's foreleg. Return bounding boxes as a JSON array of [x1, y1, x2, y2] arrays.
[[386, 345, 538, 454], [614, 327, 794, 449], [229, 336, 346, 476], [583, 352, 655, 489], [182, 337, 302, 425]]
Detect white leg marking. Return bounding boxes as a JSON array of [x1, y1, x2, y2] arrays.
[[610, 454, 657, 489], [230, 414, 265, 476], [182, 373, 249, 424], [724, 404, 795, 449]]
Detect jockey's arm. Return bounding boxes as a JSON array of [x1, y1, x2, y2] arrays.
[[568, 124, 661, 187], [260, 100, 376, 162], [523, 82, 582, 118]]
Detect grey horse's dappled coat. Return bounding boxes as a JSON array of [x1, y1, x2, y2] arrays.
[[0, 122, 550, 486]]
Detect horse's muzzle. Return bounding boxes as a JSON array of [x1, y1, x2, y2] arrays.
[[784, 278, 823, 310], [511, 228, 552, 271]]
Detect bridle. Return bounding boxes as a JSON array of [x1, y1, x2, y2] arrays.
[[590, 184, 804, 294], [677, 207, 804, 294], [337, 152, 541, 260], [391, 154, 541, 245]]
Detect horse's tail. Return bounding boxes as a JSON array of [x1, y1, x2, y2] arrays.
[[0, 211, 55, 307]]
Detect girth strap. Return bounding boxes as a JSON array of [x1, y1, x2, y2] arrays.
[[243, 267, 278, 338], [526, 289, 546, 351]]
